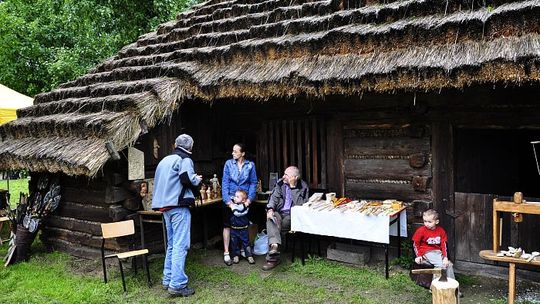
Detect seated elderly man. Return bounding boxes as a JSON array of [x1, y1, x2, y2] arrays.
[[262, 166, 309, 271]]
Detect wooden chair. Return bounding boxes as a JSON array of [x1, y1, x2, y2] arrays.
[[0, 216, 10, 245], [100, 220, 151, 292]]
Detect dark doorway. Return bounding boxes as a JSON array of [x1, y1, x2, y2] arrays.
[[455, 129, 540, 197]]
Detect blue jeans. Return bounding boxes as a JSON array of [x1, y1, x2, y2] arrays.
[[162, 207, 191, 290]]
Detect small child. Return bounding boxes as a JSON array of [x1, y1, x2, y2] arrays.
[[412, 209, 456, 280], [229, 190, 255, 264]]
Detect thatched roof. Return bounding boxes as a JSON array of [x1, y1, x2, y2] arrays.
[[1, 0, 540, 176]]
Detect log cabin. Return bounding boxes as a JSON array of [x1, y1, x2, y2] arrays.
[[0, 0, 539, 278]]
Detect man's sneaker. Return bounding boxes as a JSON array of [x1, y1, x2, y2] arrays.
[[223, 253, 232, 266], [168, 287, 195, 297], [233, 256, 240, 264], [247, 256, 255, 264], [262, 260, 280, 271]]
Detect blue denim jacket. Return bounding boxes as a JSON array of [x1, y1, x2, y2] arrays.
[[221, 159, 257, 204]]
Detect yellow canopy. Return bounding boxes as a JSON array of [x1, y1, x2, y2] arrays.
[[0, 84, 33, 125]]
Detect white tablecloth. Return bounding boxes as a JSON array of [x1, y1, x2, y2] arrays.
[[290, 205, 407, 244]]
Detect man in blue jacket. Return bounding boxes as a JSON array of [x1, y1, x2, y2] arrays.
[[152, 134, 202, 297]]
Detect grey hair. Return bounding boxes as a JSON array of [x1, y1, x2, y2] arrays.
[[175, 134, 194, 150], [286, 166, 301, 178]]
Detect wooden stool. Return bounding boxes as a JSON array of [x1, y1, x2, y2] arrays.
[[410, 263, 434, 289], [412, 268, 460, 304]]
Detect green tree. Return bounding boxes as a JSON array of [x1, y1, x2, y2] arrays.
[[0, 0, 198, 96]]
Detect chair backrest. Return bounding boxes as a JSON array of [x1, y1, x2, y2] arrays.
[[101, 220, 135, 239]]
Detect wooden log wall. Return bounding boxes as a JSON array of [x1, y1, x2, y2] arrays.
[[342, 123, 432, 202], [40, 168, 140, 258]]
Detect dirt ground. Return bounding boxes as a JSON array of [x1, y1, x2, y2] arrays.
[[458, 275, 540, 304]]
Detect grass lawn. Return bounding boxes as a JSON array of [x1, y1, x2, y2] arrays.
[[0, 238, 433, 304], [0, 178, 29, 207], [1, 238, 539, 303]]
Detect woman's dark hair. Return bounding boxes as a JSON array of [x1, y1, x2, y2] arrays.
[[234, 143, 246, 153]]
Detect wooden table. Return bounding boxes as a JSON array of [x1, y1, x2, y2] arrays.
[[291, 206, 407, 279], [138, 198, 222, 251], [479, 195, 540, 304]]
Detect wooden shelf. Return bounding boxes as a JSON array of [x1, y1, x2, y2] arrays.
[[479, 250, 540, 266], [195, 197, 222, 207]]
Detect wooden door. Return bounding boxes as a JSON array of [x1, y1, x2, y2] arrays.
[[454, 192, 494, 264]]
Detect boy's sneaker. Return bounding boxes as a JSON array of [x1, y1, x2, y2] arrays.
[[247, 256, 255, 264], [168, 287, 195, 297], [233, 256, 240, 264]]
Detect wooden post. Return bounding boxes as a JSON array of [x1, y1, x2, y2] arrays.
[[508, 263, 516, 304], [431, 277, 460, 304], [492, 199, 499, 252]]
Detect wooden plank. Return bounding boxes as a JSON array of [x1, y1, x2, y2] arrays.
[[62, 186, 130, 205], [289, 120, 295, 168], [275, 121, 282, 172], [326, 120, 339, 194], [41, 226, 123, 250], [259, 122, 269, 190], [62, 187, 108, 205], [493, 200, 540, 214], [320, 119, 327, 189], [455, 193, 494, 264], [305, 119, 311, 186], [344, 158, 431, 180], [56, 201, 112, 222], [479, 250, 540, 266], [431, 121, 454, 261], [268, 121, 275, 173], [282, 120, 288, 168], [345, 180, 432, 201], [454, 192, 471, 262], [344, 136, 430, 156], [41, 238, 104, 259], [297, 120, 303, 176], [312, 118, 319, 187], [44, 215, 102, 235]]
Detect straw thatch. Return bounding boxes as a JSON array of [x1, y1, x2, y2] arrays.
[[1, 0, 539, 176]]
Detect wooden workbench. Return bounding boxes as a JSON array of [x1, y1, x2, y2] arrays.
[[480, 194, 540, 304]]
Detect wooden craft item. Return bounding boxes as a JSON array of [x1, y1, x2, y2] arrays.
[[412, 176, 429, 192]]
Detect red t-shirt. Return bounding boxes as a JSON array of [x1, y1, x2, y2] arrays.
[[412, 225, 448, 258]]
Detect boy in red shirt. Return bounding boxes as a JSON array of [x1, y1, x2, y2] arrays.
[[412, 209, 455, 280]]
